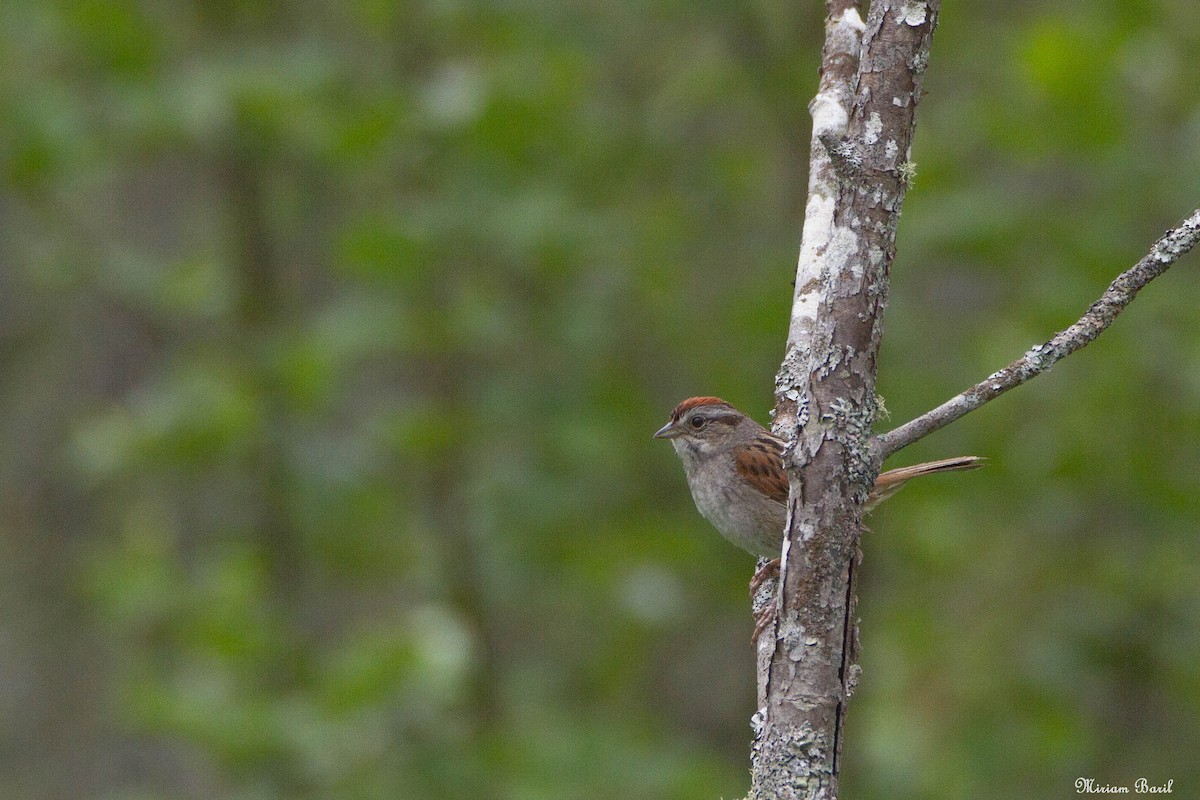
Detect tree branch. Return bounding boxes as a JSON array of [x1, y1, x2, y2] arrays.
[[872, 207, 1200, 462], [756, 2, 939, 798], [754, 0, 865, 711]]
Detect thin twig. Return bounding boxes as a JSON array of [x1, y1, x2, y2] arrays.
[[873, 207, 1200, 462]]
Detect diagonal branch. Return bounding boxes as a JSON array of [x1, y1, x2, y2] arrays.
[[873, 207, 1200, 462]]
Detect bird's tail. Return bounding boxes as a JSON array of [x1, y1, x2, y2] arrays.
[[866, 456, 985, 510]]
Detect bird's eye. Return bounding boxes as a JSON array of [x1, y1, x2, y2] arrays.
[[689, 415, 707, 429]]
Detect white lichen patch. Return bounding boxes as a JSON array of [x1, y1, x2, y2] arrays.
[[800, 193, 835, 254], [845, 663, 862, 697], [885, 140, 899, 160], [839, 6, 866, 33], [828, 224, 863, 282], [791, 192, 836, 340], [790, 290, 820, 333], [897, 2, 927, 26], [779, 619, 806, 659], [810, 94, 850, 136], [863, 112, 882, 145]]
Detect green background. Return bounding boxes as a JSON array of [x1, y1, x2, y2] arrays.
[[2, 1, 1198, 798]]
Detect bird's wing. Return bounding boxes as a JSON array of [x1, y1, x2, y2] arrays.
[[734, 433, 789, 506]]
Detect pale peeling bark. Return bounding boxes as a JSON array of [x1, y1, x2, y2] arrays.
[[753, 3, 939, 798], [756, 0, 866, 712], [785, 1, 867, 358]]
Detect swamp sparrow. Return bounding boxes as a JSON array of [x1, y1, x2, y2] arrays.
[[654, 396, 982, 559]]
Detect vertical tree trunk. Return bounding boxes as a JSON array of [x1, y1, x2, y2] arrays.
[[752, 3, 940, 798]]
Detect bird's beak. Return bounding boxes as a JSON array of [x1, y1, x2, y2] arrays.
[[653, 421, 682, 439]]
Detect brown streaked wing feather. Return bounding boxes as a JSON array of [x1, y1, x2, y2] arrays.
[[735, 434, 789, 505]]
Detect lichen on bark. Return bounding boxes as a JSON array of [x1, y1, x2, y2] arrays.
[[754, 3, 940, 798]]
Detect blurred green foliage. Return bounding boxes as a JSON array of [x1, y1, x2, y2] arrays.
[[1, 1, 1199, 799]]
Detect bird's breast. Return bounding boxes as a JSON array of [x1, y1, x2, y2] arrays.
[[684, 455, 786, 558]]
